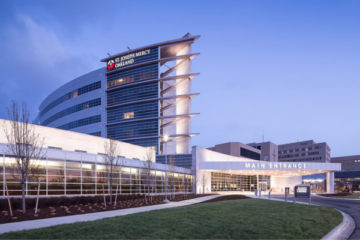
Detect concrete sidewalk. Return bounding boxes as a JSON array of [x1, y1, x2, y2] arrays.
[[0, 195, 222, 234]]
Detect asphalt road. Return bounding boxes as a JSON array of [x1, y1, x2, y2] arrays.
[[270, 194, 359, 239]]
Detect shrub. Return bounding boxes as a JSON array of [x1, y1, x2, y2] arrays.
[[70, 197, 80, 205], [88, 196, 96, 204], [10, 198, 22, 210], [0, 199, 8, 211], [79, 196, 89, 205], [26, 198, 36, 209]]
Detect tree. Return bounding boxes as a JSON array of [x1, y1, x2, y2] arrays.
[[168, 156, 176, 199], [143, 148, 155, 203], [201, 173, 207, 194], [183, 174, 190, 197], [2, 101, 45, 213], [193, 170, 201, 195], [102, 138, 121, 205]]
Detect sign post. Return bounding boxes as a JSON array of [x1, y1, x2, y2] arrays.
[[294, 184, 311, 205], [285, 187, 289, 202]]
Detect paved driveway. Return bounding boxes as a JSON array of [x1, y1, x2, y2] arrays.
[[268, 194, 359, 240]]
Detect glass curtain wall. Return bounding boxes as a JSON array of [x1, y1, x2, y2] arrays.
[[211, 172, 271, 192], [0, 155, 192, 196]]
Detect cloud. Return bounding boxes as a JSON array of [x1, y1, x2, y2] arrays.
[[7, 13, 68, 67], [0, 13, 101, 120]]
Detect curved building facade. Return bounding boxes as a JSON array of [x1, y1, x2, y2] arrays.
[[36, 68, 106, 137], [36, 34, 200, 158]]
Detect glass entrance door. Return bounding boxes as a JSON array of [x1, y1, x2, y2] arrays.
[[259, 182, 267, 191]]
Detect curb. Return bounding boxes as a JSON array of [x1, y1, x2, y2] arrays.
[[316, 194, 360, 201], [246, 195, 355, 240], [321, 209, 355, 240]]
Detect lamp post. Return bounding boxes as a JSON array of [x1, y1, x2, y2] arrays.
[[163, 135, 170, 202]]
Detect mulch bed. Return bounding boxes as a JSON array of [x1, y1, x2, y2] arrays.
[[196, 194, 250, 204], [0, 194, 213, 224]]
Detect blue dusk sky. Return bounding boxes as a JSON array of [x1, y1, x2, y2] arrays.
[[0, 0, 359, 157]]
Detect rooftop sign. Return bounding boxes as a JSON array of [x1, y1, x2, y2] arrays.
[[107, 49, 151, 71]]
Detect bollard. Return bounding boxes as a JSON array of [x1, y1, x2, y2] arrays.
[[285, 191, 287, 202], [259, 190, 261, 197], [255, 190, 257, 196], [268, 191, 271, 199]]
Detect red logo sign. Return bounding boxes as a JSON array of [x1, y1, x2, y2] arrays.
[[107, 60, 115, 70]]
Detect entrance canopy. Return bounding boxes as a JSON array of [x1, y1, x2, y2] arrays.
[[193, 146, 341, 177]]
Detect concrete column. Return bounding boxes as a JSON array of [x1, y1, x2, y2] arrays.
[[176, 45, 191, 154], [326, 172, 334, 193]]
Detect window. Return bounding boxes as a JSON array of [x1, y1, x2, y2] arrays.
[[107, 76, 134, 88], [240, 148, 260, 160], [319, 151, 322, 155], [139, 72, 156, 80], [305, 148, 308, 151], [312, 146, 315, 150], [299, 153, 302, 157], [123, 112, 134, 119], [72, 90, 78, 98], [49, 146, 62, 150], [40, 81, 101, 117], [319, 146, 322, 149], [287, 150, 289, 153], [305, 153, 308, 156], [123, 130, 134, 136], [58, 115, 101, 130], [42, 98, 101, 126]]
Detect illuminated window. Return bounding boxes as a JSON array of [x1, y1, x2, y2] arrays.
[[72, 90, 78, 98], [83, 104, 89, 110], [107, 76, 134, 88], [123, 112, 134, 119]]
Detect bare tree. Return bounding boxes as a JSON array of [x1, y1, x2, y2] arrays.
[[2, 101, 45, 213], [168, 156, 176, 200], [102, 138, 121, 205], [201, 173, 207, 194], [193, 170, 201, 195], [183, 174, 190, 197], [143, 148, 155, 203]]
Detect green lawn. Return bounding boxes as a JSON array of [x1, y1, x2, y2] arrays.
[[0, 199, 342, 239], [332, 193, 360, 199]]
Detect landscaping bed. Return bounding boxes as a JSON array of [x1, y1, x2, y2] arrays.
[[0, 193, 214, 224]]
